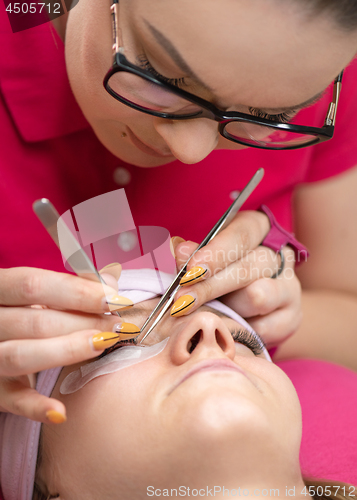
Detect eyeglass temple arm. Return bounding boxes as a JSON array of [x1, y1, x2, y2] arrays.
[[325, 70, 343, 127], [110, 0, 121, 57], [110, 0, 343, 131]]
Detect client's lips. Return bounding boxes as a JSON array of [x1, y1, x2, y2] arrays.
[[126, 127, 173, 158], [168, 359, 251, 395]]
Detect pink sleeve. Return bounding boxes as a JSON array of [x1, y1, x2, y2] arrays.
[[306, 57, 357, 182]]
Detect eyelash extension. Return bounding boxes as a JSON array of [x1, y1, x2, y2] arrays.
[[136, 53, 187, 88], [32, 482, 59, 500], [188, 328, 266, 356], [248, 106, 295, 124], [98, 327, 266, 358], [230, 328, 266, 356], [97, 337, 137, 358]]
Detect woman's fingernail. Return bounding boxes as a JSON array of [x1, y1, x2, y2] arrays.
[[171, 294, 196, 317], [170, 236, 186, 258], [99, 262, 121, 271], [46, 410, 67, 424], [99, 263, 122, 280], [91, 331, 120, 351], [105, 295, 133, 312], [180, 266, 208, 286], [115, 322, 141, 341]]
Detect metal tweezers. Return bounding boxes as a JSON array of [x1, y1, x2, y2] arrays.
[[32, 199, 122, 318], [137, 167, 264, 344], [33, 167, 264, 343]]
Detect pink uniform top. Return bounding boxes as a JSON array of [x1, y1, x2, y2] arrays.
[[1, 9, 357, 271], [1, 7, 357, 495]]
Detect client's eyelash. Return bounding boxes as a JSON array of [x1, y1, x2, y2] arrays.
[[32, 482, 59, 500], [230, 328, 265, 356], [137, 54, 187, 88], [98, 328, 265, 359], [248, 106, 295, 124], [98, 337, 137, 358]]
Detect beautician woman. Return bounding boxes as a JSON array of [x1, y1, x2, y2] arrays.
[[0, 0, 357, 423]]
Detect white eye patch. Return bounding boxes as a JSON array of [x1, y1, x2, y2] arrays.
[[60, 338, 169, 395]]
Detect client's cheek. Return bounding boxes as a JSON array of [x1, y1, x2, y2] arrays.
[[234, 344, 257, 358]]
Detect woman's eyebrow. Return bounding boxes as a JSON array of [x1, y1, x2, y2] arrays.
[[143, 20, 214, 92], [142, 20, 326, 115]]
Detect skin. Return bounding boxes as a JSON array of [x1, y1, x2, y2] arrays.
[[274, 168, 357, 371], [61, 0, 357, 341], [63, 0, 357, 167], [39, 298, 307, 499], [1, 0, 357, 422]]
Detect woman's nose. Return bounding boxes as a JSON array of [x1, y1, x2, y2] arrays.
[[153, 117, 219, 164], [169, 312, 237, 365]]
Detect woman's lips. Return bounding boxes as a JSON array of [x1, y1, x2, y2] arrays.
[[168, 359, 252, 396], [126, 127, 173, 158]]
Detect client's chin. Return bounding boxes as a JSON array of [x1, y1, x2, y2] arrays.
[[163, 373, 271, 449]]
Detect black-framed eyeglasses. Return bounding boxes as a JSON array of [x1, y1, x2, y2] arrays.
[[103, 0, 343, 151]]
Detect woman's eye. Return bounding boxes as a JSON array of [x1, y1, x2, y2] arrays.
[[137, 54, 187, 88], [249, 106, 296, 124]]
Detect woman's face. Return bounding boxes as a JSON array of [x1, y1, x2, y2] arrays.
[[64, 0, 357, 167], [40, 299, 305, 499]]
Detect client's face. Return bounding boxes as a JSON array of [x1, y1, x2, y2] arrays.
[[40, 299, 304, 499]]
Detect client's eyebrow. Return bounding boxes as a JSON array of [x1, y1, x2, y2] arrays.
[[120, 306, 151, 320], [120, 305, 227, 324], [120, 304, 247, 333]]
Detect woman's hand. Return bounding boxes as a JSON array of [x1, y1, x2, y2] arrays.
[[0, 265, 127, 423], [172, 210, 302, 348]]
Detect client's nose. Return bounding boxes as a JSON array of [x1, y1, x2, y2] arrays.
[[170, 312, 236, 365]]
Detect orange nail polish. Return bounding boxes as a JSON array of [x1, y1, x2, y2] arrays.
[[99, 263, 122, 280], [46, 410, 67, 424], [100, 262, 121, 270], [92, 331, 120, 351], [106, 294, 133, 312], [180, 266, 207, 286], [116, 322, 141, 341], [171, 295, 196, 317]]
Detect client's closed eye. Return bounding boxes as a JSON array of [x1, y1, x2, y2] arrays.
[[187, 327, 266, 356], [230, 328, 266, 356]]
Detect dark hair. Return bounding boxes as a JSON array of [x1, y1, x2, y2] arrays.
[[300, 0, 357, 31], [303, 477, 357, 500]]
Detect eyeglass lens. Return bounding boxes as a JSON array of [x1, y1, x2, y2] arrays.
[[107, 72, 317, 148], [224, 121, 317, 148]]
